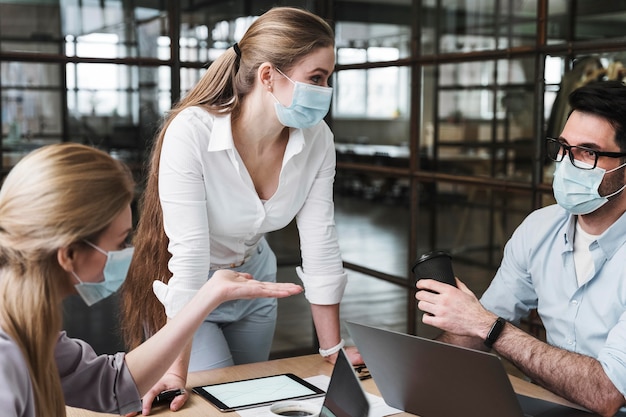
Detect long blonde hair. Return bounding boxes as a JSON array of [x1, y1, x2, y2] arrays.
[[120, 6, 335, 349], [0, 143, 134, 416]]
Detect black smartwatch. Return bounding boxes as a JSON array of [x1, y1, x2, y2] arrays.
[[484, 317, 506, 349]]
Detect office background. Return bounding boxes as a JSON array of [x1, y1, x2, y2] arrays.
[[1, 0, 624, 359]]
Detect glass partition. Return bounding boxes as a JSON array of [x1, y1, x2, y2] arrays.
[[424, 0, 538, 54], [0, 2, 62, 54], [61, 0, 167, 59], [428, 56, 535, 182], [333, 66, 410, 122], [548, 0, 626, 44], [1, 61, 63, 171], [335, 21, 411, 64]]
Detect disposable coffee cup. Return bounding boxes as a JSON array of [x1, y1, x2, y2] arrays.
[[269, 400, 321, 417], [412, 250, 456, 287]]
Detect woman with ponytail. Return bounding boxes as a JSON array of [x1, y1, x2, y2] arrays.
[[120, 6, 362, 414], [0, 143, 301, 416]]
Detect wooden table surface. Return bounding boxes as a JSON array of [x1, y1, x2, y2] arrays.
[[66, 354, 581, 417]]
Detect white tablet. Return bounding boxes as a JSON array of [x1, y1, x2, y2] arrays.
[[192, 373, 325, 412]]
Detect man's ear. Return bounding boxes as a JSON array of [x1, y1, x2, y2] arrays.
[[57, 245, 75, 273]]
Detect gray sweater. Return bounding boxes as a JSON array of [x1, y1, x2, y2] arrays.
[[0, 329, 141, 416]]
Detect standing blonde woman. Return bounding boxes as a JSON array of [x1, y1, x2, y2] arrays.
[[120, 6, 361, 414], [0, 143, 302, 417]]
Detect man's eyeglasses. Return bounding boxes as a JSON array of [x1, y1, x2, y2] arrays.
[[546, 137, 626, 170]]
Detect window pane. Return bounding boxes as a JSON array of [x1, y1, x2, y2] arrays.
[[2, 90, 62, 141], [181, 68, 206, 97], [0, 2, 62, 54], [137, 8, 169, 60], [335, 21, 410, 64], [422, 0, 537, 54], [65, 63, 166, 159], [333, 67, 410, 120], [335, 194, 410, 278], [548, 0, 626, 43], [1, 61, 63, 153], [60, 0, 167, 59]]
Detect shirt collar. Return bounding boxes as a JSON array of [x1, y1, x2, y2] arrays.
[[596, 210, 626, 259], [563, 210, 626, 258], [207, 113, 234, 152], [206, 114, 307, 160], [283, 127, 305, 166]]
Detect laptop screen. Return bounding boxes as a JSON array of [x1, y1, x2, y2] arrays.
[[320, 348, 369, 417]]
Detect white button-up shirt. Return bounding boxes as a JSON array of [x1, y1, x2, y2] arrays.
[[155, 107, 347, 317]]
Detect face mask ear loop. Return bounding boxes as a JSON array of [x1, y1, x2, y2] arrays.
[[71, 271, 84, 285], [270, 67, 296, 109], [606, 160, 626, 174], [600, 160, 626, 199], [269, 91, 281, 105], [84, 240, 108, 256], [604, 183, 626, 200], [274, 67, 294, 84]]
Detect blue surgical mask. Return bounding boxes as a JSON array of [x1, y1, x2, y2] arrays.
[[271, 68, 333, 129], [73, 241, 134, 306], [552, 157, 626, 215]]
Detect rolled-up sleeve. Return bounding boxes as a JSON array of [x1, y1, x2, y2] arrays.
[[598, 311, 626, 397], [55, 332, 141, 415]]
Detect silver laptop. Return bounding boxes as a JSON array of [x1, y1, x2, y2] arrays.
[[320, 347, 369, 417], [346, 321, 599, 417]]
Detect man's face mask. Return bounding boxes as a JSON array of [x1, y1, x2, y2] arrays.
[[552, 157, 626, 215], [271, 68, 333, 129], [73, 240, 134, 306]]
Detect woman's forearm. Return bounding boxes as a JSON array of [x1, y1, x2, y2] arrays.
[[310, 303, 342, 350], [124, 272, 303, 394], [124, 288, 219, 394]]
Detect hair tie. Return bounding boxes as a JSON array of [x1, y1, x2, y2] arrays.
[[233, 43, 242, 58]]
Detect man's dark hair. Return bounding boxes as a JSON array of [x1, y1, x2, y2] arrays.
[[568, 80, 626, 152]]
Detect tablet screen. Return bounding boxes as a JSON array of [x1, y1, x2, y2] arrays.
[[192, 373, 325, 411]]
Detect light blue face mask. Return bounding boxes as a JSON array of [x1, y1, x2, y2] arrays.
[[271, 68, 333, 129], [73, 241, 134, 306], [552, 157, 626, 215]]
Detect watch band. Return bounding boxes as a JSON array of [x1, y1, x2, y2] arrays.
[[484, 317, 506, 349]]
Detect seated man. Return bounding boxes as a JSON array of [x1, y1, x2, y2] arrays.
[[416, 80, 626, 417]]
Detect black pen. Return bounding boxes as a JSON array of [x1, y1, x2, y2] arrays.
[[152, 388, 185, 406]]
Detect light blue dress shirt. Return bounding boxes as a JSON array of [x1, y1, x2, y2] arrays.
[[481, 204, 626, 400]]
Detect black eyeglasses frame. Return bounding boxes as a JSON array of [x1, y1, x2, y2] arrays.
[[546, 137, 626, 170]]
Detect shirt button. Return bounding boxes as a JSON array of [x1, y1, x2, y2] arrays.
[[571, 300, 578, 305]]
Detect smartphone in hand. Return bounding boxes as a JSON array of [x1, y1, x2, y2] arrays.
[[152, 388, 185, 406]]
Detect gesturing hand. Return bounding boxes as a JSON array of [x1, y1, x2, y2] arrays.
[[209, 270, 303, 302]]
